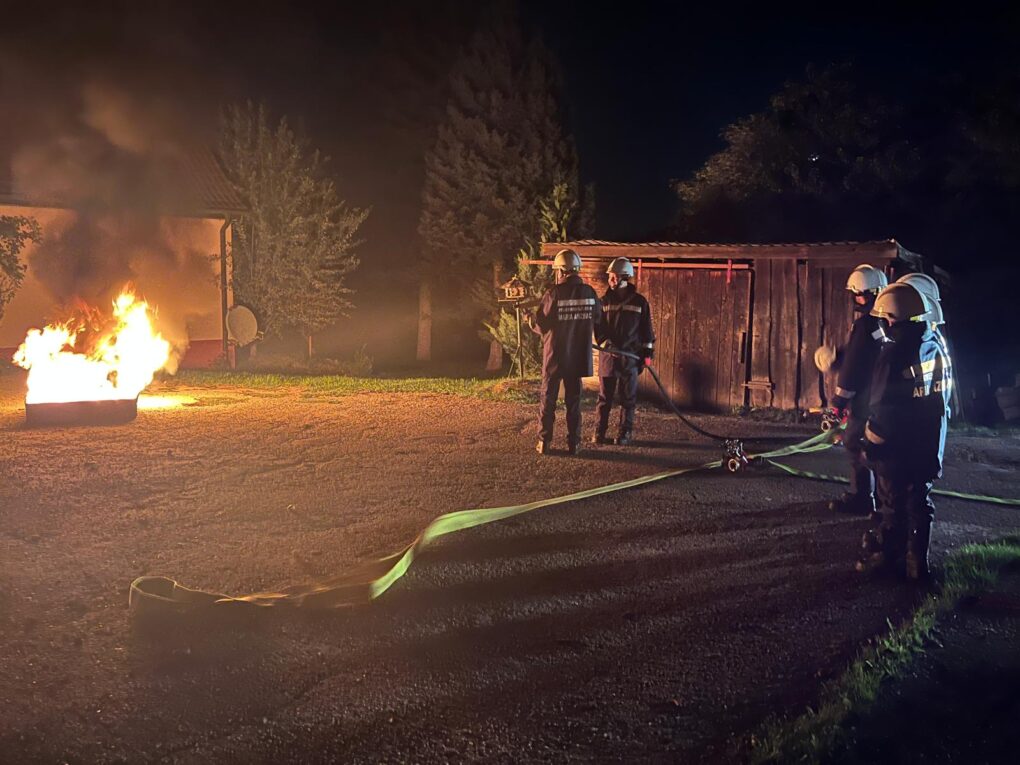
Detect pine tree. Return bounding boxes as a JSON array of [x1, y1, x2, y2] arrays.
[[417, 7, 582, 365], [218, 103, 369, 349]]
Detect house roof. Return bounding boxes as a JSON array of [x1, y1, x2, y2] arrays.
[[0, 144, 246, 219]]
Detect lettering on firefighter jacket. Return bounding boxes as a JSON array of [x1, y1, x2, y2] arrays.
[[595, 284, 655, 377], [531, 273, 603, 378], [867, 322, 951, 479]]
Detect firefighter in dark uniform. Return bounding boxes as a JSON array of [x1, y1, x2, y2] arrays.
[[814, 264, 888, 515], [592, 257, 655, 445], [856, 283, 950, 581], [527, 249, 602, 455], [895, 272, 953, 528]]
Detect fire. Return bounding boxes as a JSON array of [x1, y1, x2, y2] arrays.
[[13, 289, 171, 404]]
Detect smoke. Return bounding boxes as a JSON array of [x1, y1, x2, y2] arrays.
[[0, 27, 228, 363]]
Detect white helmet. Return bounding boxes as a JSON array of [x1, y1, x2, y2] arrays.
[[552, 249, 582, 272], [896, 273, 944, 324], [846, 264, 888, 294], [870, 283, 930, 324], [606, 257, 635, 280]]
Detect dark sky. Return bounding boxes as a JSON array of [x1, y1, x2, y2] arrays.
[[2, 1, 1018, 242]]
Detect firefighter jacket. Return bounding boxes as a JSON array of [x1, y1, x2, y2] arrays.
[[595, 284, 655, 377], [833, 307, 885, 419], [531, 274, 602, 378], [865, 322, 950, 480]]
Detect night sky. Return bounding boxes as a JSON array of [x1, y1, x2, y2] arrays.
[[5, 1, 1017, 241]]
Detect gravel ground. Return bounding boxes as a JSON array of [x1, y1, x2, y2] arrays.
[[1, 370, 1018, 763]]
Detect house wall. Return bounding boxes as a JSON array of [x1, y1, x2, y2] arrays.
[[0, 204, 225, 368]]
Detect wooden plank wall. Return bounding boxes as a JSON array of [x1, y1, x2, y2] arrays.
[[597, 256, 892, 413], [748, 261, 774, 408], [798, 262, 825, 410], [638, 268, 750, 412]]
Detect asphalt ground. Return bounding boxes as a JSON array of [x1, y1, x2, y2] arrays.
[[1, 371, 1017, 763]]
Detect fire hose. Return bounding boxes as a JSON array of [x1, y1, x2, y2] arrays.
[[129, 428, 839, 619], [592, 344, 806, 471], [130, 420, 1020, 620], [129, 365, 1020, 619]]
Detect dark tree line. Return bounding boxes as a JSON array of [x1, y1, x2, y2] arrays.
[[671, 64, 1020, 385]]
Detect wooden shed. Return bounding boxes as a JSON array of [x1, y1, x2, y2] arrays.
[[538, 240, 936, 413]]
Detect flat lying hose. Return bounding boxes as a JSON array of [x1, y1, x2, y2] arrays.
[[593, 344, 805, 444], [129, 429, 839, 617]]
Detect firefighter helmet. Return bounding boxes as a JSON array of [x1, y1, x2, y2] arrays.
[[846, 264, 888, 294], [552, 249, 582, 272], [606, 257, 635, 280], [870, 283, 930, 323], [896, 273, 944, 324]]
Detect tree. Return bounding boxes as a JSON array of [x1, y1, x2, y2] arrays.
[[673, 65, 918, 242], [417, 7, 581, 366], [0, 215, 41, 324], [218, 102, 369, 350]]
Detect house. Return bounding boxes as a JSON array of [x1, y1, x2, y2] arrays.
[[0, 145, 246, 368], [539, 240, 943, 412]]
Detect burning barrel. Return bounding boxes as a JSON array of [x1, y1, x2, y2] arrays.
[[25, 396, 138, 427]]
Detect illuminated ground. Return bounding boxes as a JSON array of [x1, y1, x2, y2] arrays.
[[1, 369, 1017, 763]]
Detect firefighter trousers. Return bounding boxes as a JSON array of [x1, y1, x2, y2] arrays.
[[845, 416, 875, 501], [595, 370, 638, 437], [874, 472, 935, 566], [539, 375, 582, 445]]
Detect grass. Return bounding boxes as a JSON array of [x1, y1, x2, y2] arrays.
[[167, 369, 540, 403], [749, 535, 1020, 764]]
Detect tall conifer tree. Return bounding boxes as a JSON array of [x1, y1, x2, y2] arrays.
[[417, 5, 585, 365]]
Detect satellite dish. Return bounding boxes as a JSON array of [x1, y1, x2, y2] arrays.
[[226, 305, 259, 346]]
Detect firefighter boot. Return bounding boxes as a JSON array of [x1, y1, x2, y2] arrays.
[[905, 521, 932, 582], [855, 524, 896, 575], [828, 492, 876, 516]]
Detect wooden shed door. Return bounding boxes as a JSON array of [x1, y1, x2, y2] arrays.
[[639, 267, 751, 412]]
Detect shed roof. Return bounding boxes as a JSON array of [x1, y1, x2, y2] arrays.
[[541, 239, 909, 260]]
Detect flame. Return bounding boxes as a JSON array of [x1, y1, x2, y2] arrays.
[[13, 288, 171, 404]]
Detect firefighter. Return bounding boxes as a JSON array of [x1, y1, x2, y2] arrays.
[[526, 249, 602, 455], [856, 283, 949, 581], [592, 257, 655, 445], [815, 264, 888, 515]]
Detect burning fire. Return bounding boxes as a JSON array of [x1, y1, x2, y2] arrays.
[[13, 289, 171, 404]]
